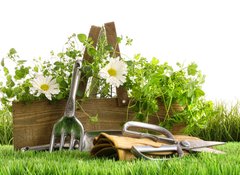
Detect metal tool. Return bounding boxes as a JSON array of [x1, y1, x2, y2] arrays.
[[21, 144, 69, 152], [22, 130, 122, 152], [49, 59, 84, 152], [123, 121, 225, 160]]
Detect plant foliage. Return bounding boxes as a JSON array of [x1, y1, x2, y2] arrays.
[[0, 28, 212, 130]]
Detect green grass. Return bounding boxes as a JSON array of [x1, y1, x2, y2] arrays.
[[1, 102, 240, 174], [0, 107, 12, 145], [189, 102, 240, 141], [0, 143, 240, 175]]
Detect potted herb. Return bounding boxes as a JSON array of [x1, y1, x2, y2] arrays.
[[0, 23, 212, 149]]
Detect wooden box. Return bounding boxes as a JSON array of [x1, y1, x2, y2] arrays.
[[12, 98, 182, 149], [12, 22, 184, 149]]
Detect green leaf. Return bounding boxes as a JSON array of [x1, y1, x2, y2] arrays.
[[1, 97, 10, 105], [17, 60, 27, 65], [9, 48, 17, 55], [116, 36, 122, 44], [89, 114, 98, 123], [151, 57, 159, 65], [188, 63, 198, 76], [4, 67, 9, 75], [77, 34, 87, 43], [87, 48, 96, 57], [14, 66, 29, 80], [195, 88, 205, 97], [6, 75, 15, 87], [57, 52, 65, 58], [55, 93, 64, 100], [82, 65, 93, 77], [135, 112, 145, 122], [125, 36, 133, 45], [60, 80, 68, 88], [5, 88, 14, 98], [54, 61, 65, 68], [33, 66, 39, 72], [104, 45, 113, 51], [1, 58, 4, 67], [66, 51, 77, 59], [56, 77, 68, 88], [43, 69, 49, 75], [176, 62, 182, 68], [134, 54, 141, 60], [13, 86, 22, 94]]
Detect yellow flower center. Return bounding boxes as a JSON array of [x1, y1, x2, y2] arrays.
[[40, 84, 49, 91], [108, 68, 117, 76]]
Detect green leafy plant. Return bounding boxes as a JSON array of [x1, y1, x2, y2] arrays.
[[0, 29, 210, 131], [125, 54, 210, 129], [0, 48, 75, 106]]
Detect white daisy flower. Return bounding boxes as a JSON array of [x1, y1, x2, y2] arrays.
[[30, 75, 60, 100], [99, 57, 128, 87]]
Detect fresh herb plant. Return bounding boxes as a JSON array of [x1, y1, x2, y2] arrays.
[[125, 54, 210, 129], [0, 28, 211, 131]]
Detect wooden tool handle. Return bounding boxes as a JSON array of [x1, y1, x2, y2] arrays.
[[78, 25, 101, 98]]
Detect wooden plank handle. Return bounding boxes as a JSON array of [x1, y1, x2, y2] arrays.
[[104, 22, 129, 106], [104, 22, 121, 57], [78, 25, 101, 98]]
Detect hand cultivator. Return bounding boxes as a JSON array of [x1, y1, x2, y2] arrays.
[[49, 59, 85, 152]]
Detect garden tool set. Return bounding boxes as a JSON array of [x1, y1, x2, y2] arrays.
[[21, 59, 225, 160]]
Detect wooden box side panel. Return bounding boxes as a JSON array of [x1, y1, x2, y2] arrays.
[[13, 98, 182, 149], [13, 98, 133, 149], [13, 100, 65, 149]]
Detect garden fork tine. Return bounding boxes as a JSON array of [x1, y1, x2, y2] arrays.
[[69, 134, 75, 149], [59, 132, 66, 150], [49, 59, 85, 152]]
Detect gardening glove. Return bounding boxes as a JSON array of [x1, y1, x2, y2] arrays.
[[90, 133, 200, 160]]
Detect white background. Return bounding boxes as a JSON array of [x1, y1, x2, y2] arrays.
[[1, 0, 240, 103]]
